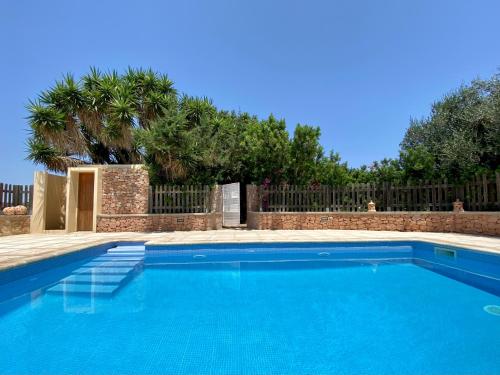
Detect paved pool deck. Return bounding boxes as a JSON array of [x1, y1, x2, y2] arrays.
[[0, 229, 499, 271]]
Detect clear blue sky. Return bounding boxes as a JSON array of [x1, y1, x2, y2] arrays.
[[1, 0, 499, 184]]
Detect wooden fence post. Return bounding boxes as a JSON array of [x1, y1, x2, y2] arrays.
[[496, 171, 500, 210], [482, 174, 488, 209]]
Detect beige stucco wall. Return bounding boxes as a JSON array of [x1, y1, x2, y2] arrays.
[[31, 171, 46, 233], [45, 174, 66, 230], [31, 172, 67, 233]]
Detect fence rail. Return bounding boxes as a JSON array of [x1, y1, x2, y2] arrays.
[[258, 173, 500, 212], [0, 183, 34, 212], [149, 185, 211, 214]]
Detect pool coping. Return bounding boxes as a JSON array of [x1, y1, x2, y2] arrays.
[[0, 237, 151, 272], [0, 230, 498, 273], [146, 237, 500, 252]]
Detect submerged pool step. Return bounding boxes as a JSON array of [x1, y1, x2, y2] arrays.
[[81, 261, 143, 268], [46, 283, 120, 296], [58, 274, 127, 285], [105, 251, 145, 255], [72, 266, 135, 275], [93, 256, 144, 261], [107, 248, 145, 254], [45, 245, 145, 297]]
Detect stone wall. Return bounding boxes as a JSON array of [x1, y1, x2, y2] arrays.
[[96, 213, 222, 232], [454, 213, 500, 236], [0, 215, 31, 236], [101, 166, 149, 215], [247, 211, 500, 236], [96, 165, 224, 232]]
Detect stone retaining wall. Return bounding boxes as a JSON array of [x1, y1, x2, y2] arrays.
[[0, 215, 31, 236], [247, 211, 500, 236], [96, 213, 222, 232]]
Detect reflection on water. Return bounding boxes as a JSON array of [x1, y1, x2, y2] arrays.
[[62, 273, 95, 314]]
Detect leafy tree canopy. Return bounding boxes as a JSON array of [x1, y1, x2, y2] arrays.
[[27, 68, 500, 186], [400, 74, 500, 181]]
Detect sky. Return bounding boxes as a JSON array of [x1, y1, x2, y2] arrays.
[[1, 0, 499, 184]]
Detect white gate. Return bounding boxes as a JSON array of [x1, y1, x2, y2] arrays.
[[222, 182, 240, 227]]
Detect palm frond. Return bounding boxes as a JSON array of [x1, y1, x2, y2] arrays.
[[27, 101, 66, 147], [26, 137, 83, 172]]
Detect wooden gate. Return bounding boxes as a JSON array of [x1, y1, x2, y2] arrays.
[[222, 183, 240, 227]]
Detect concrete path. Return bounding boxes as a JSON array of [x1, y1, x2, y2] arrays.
[[0, 230, 499, 271], [0, 232, 159, 271]]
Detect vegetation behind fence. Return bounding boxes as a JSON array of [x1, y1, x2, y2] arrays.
[[258, 173, 500, 212], [149, 185, 211, 214], [0, 183, 34, 212]]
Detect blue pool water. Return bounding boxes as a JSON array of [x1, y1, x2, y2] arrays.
[[0, 241, 499, 374]]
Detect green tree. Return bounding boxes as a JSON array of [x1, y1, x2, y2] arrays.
[[369, 158, 404, 184], [287, 125, 323, 185], [317, 152, 352, 185], [205, 111, 250, 184], [134, 107, 203, 184], [400, 74, 500, 181], [240, 115, 290, 184], [400, 145, 436, 181]]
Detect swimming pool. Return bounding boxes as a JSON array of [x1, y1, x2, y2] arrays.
[[0, 241, 499, 374]]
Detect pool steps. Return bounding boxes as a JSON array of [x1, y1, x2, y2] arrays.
[[45, 245, 145, 297]]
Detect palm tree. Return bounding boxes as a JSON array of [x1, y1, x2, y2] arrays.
[[26, 67, 176, 171]]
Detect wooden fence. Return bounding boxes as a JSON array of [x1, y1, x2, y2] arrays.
[[0, 183, 34, 212], [258, 173, 500, 212], [149, 185, 212, 214]]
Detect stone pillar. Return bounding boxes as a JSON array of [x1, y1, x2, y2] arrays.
[[453, 199, 464, 213], [368, 200, 376, 212], [210, 185, 223, 213], [246, 185, 259, 212]]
